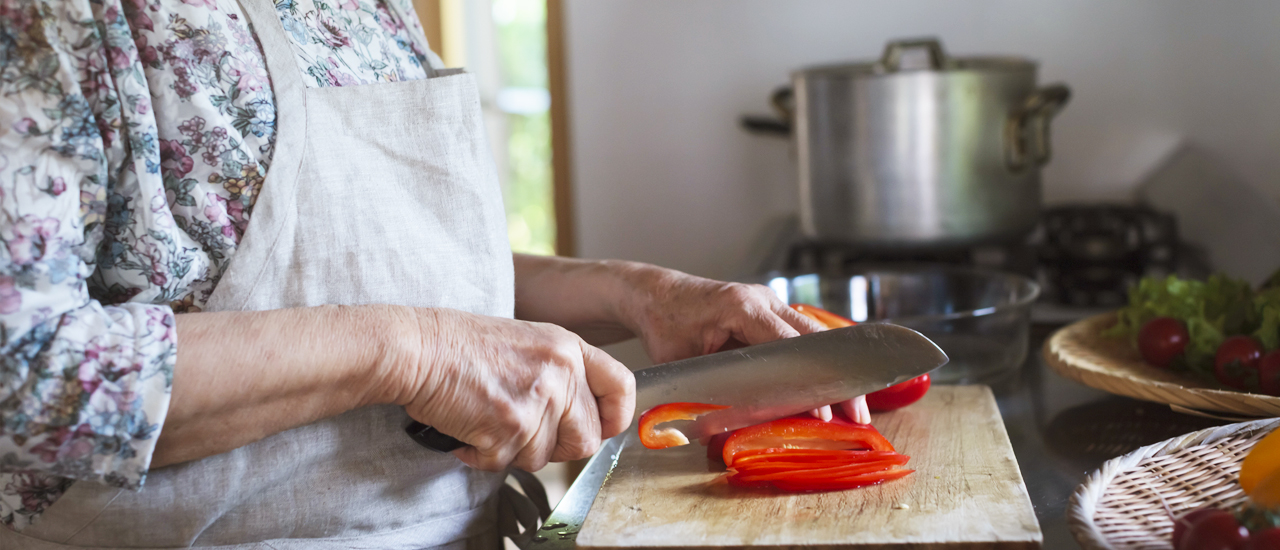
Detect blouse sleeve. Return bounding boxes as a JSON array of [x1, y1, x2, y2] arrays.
[[0, 0, 176, 521]]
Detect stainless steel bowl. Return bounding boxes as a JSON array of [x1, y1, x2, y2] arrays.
[[763, 265, 1040, 384]]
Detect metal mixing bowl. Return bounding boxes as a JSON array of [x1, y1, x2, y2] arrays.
[[763, 265, 1041, 384]]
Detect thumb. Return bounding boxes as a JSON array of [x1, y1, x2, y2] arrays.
[[581, 342, 636, 439]]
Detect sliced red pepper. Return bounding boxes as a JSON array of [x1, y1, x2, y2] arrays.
[[637, 402, 729, 450], [731, 452, 906, 473], [865, 373, 932, 412], [732, 456, 909, 482], [722, 418, 894, 466], [769, 468, 915, 492], [731, 448, 898, 464], [641, 400, 915, 494], [791, 304, 857, 329], [729, 459, 869, 473]]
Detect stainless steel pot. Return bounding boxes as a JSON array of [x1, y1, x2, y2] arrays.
[[744, 39, 1070, 248]]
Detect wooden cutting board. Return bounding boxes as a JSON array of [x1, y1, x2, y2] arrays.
[[576, 385, 1041, 549]]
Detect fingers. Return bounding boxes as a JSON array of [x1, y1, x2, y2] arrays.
[[729, 284, 833, 347], [838, 395, 871, 425], [547, 355, 604, 465], [808, 405, 833, 421], [772, 299, 825, 335], [581, 342, 636, 440], [732, 290, 803, 346]]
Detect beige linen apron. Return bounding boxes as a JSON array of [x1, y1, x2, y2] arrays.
[[2, 0, 520, 547]]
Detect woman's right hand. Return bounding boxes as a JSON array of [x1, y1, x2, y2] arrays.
[[389, 308, 636, 473]]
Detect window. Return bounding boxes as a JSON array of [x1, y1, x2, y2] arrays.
[[414, 0, 568, 256]]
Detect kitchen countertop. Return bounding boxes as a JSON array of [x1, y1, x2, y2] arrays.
[[536, 323, 1231, 550]]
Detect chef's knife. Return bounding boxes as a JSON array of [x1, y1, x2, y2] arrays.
[[407, 322, 948, 452]]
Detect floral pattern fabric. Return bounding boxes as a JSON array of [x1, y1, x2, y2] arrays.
[[0, 0, 430, 531]]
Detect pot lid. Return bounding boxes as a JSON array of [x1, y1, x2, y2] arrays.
[[798, 38, 1037, 77]]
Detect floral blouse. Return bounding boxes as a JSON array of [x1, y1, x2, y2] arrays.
[[0, 0, 431, 530]]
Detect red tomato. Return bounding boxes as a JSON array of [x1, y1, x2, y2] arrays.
[[865, 374, 932, 412], [1259, 351, 1280, 397], [1138, 317, 1190, 368], [1178, 510, 1249, 550], [1215, 336, 1265, 390], [1172, 508, 1221, 549], [1243, 528, 1280, 550]]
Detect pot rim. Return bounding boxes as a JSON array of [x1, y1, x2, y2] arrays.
[[795, 55, 1038, 79]]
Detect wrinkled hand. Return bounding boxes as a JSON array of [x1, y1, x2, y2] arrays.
[[395, 308, 635, 472], [616, 266, 870, 424]]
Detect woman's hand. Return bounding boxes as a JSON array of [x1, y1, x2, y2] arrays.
[[612, 265, 870, 424], [511, 255, 870, 424], [159, 305, 632, 472], [613, 266, 822, 362], [389, 308, 635, 472]]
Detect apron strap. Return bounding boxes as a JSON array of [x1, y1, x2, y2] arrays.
[[497, 470, 552, 550], [508, 469, 552, 521]]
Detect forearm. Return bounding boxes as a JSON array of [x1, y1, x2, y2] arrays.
[[512, 254, 653, 345], [154, 305, 410, 467]]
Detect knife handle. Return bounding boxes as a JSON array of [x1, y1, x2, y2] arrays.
[[405, 421, 468, 452]]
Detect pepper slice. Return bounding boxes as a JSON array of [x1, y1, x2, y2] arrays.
[[792, 304, 931, 411], [791, 304, 857, 329], [865, 373, 932, 412], [641, 402, 914, 493], [722, 418, 894, 466], [637, 402, 730, 449], [732, 455, 910, 482], [769, 468, 915, 492], [731, 448, 898, 465]]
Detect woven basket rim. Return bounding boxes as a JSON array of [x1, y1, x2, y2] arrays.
[[1045, 314, 1280, 417], [1067, 418, 1280, 550]]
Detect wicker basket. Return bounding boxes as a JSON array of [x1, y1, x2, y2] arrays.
[[1069, 418, 1280, 550], [1045, 314, 1280, 418]]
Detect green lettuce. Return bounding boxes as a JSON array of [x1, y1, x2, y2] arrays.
[[1255, 287, 1280, 351], [1106, 272, 1279, 381]]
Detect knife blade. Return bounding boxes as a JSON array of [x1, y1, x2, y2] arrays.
[[407, 322, 947, 452], [632, 322, 947, 440]]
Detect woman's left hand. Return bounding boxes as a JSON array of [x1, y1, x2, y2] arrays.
[[512, 255, 870, 424]]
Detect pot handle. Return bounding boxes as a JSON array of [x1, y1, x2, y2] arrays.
[[880, 38, 947, 72], [1004, 84, 1071, 172], [739, 86, 794, 137], [770, 86, 795, 123]]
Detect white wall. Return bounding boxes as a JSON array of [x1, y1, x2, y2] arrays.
[[564, 0, 1280, 281]]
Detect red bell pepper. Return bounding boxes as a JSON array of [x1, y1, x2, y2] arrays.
[[731, 455, 910, 482], [865, 373, 932, 412], [767, 468, 915, 492], [793, 304, 931, 412], [722, 418, 894, 466], [791, 304, 857, 329], [644, 400, 915, 493], [637, 402, 729, 449], [731, 449, 899, 467]]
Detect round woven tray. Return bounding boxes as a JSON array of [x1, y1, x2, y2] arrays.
[[1044, 314, 1280, 418], [1069, 418, 1280, 550]]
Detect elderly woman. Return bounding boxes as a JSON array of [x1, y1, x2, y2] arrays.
[[0, 0, 867, 547]]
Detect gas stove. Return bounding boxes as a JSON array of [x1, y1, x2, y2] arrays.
[[742, 204, 1211, 325]]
